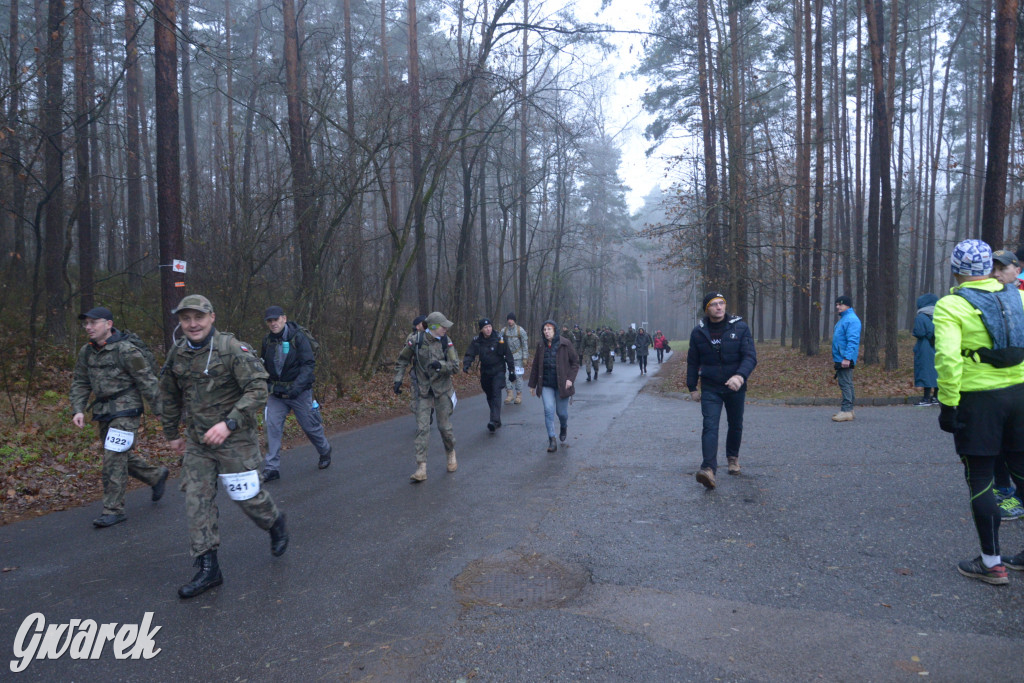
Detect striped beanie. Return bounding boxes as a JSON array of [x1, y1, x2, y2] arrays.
[[950, 239, 992, 276]]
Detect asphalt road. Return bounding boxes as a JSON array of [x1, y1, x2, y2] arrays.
[[1, 352, 1022, 681]]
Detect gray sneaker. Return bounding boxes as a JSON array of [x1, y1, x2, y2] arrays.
[[998, 496, 1024, 520]]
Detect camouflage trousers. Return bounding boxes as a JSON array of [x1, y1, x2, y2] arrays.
[[98, 417, 164, 515], [181, 432, 280, 557], [601, 349, 615, 371], [414, 390, 455, 463]]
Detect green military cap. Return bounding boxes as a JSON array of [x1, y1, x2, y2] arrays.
[[425, 311, 454, 328], [172, 294, 215, 314]]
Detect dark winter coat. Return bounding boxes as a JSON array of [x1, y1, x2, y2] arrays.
[[912, 293, 938, 388], [634, 332, 653, 356], [261, 321, 316, 398], [528, 332, 580, 399], [686, 316, 757, 392], [463, 331, 515, 381]]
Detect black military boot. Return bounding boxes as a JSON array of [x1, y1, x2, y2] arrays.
[[269, 513, 289, 557], [318, 446, 332, 470], [151, 466, 170, 502], [178, 551, 223, 599]]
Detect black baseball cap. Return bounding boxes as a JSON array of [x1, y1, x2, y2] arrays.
[[992, 249, 1020, 268], [78, 307, 113, 321], [264, 305, 285, 320]]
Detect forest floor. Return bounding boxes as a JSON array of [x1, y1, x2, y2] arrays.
[[1, 333, 921, 525]]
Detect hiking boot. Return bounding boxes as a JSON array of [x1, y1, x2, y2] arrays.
[[559, 424, 567, 442], [263, 468, 280, 482], [504, 391, 514, 404], [318, 446, 332, 470], [956, 556, 1008, 585], [586, 376, 591, 382], [727, 457, 740, 475], [410, 463, 427, 482], [547, 437, 558, 453], [831, 411, 855, 422], [514, 393, 522, 405], [695, 468, 716, 490], [151, 466, 170, 501], [269, 514, 289, 557], [178, 550, 223, 599], [1003, 551, 1024, 570], [447, 450, 458, 472], [998, 496, 1024, 520], [487, 422, 496, 432], [92, 513, 127, 528]]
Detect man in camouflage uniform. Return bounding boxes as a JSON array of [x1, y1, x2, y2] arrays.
[[500, 313, 529, 405], [393, 311, 461, 481], [70, 306, 169, 528], [624, 326, 637, 364], [570, 325, 584, 355], [600, 327, 617, 373], [582, 329, 601, 382], [161, 295, 288, 599], [616, 329, 628, 362]]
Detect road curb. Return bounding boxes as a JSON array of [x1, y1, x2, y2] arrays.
[[657, 390, 922, 407]]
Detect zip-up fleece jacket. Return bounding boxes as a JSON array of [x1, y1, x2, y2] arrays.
[[686, 316, 757, 392], [934, 277, 1024, 406]]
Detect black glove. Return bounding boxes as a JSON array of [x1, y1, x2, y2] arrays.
[[938, 403, 960, 433], [509, 372, 516, 383], [429, 360, 443, 372], [463, 364, 471, 374], [393, 381, 402, 395]]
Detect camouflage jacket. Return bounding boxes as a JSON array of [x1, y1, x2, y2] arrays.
[[624, 328, 637, 345], [394, 331, 460, 398], [69, 330, 161, 420], [160, 329, 268, 443], [500, 324, 529, 363], [582, 332, 600, 357], [599, 330, 617, 351], [569, 328, 584, 351]]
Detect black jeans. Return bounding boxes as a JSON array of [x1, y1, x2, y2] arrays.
[[656, 348, 665, 363], [480, 373, 505, 424], [638, 354, 648, 372], [700, 386, 746, 473]]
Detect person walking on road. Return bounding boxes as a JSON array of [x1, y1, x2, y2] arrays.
[[624, 326, 637, 364], [260, 306, 332, 481], [463, 318, 516, 432], [406, 315, 428, 417], [393, 311, 461, 482], [912, 294, 939, 406], [599, 327, 617, 373], [933, 239, 1024, 585], [70, 306, 169, 528], [653, 331, 667, 363], [582, 329, 601, 382], [831, 295, 862, 422], [687, 292, 757, 489], [989, 250, 1024, 520], [160, 295, 288, 599], [500, 313, 529, 405], [528, 321, 580, 452], [634, 327, 653, 375]]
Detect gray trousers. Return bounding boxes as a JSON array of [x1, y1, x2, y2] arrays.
[[264, 388, 331, 471], [836, 368, 855, 412]]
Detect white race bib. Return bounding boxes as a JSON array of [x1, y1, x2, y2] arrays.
[[451, 391, 458, 410], [631, 345, 636, 349], [515, 366, 525, 376], [219, 471, 261, 501], [611, 351, 615, 357], [591, 355, 600, 362], [103, 428, 135, 453]]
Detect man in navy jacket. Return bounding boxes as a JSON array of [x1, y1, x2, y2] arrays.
[[687, 292, 757, 490]]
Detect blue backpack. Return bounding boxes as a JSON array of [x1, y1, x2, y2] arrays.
[[954, 285, 1024, 368]]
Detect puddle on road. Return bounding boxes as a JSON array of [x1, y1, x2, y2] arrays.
[[454, 550, 590, 609]]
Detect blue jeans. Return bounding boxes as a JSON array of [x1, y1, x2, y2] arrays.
[[700, 387, 746, 473], [541, 386, 569, 438]]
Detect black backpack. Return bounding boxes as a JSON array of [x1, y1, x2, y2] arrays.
[[955, 285, 1024, 368]]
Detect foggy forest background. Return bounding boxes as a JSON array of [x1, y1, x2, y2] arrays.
[[0, 0, 1021, 392]]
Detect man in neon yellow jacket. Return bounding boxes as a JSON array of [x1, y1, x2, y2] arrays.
[[934, 239, 1024, 585]]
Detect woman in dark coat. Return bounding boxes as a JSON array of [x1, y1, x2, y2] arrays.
[[634, 327, 653, 375], [912, 293, 938, 406], [528, 320, 580, 452]]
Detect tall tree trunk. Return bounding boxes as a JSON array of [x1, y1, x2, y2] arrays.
[[808, 0, 824, 354], [43, 0, 67, 343], [408, 0, 428, 313], [726, 0, 747, 317], [74, 0, 95, 311], [124, 0, 144, 285], [154, 0, 184, 349], [180, 0, 199, 229], [516, 0, 530, 327], [981, 0, 1018, 248], [697, 0, 722, 290], [343, 0, 364, 338]]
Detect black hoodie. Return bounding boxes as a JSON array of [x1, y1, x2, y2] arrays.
[[261, 321, 315, 396]]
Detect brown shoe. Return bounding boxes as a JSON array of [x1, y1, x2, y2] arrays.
[[447, 450, 458, 472], [727, 457, 740, 475], [695, 468, 716, 489], [514, 393, 522, 405], [504, 391, 514, 405], [410, 463, 427, 482]]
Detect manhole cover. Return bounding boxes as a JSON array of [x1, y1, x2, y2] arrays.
[[454, 550, 589, 608]]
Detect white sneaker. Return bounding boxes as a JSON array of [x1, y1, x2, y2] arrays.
[[831, 411, 855, 422]]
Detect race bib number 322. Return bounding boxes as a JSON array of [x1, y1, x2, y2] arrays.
[[104, 428, 135, 453]]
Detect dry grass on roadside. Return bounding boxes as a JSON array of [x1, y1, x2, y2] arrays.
[[660, 334, 918, 400]]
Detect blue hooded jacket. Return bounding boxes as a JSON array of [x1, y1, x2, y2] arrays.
[[912, 293, 938, 387], [831, 308, 862, 364]]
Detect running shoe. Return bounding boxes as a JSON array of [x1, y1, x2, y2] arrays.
[[956, 556, 1008, 585], [1003, 551, 1024, 571], [998, 496, 1024, 520], [914, 398, 932, 406]]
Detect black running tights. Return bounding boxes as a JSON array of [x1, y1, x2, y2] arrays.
[[962, 452, 1024, 556]]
